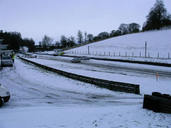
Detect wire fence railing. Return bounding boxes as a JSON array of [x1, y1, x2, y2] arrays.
[[67, 50, 171, 60]]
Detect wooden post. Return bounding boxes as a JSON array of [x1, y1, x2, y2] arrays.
[[157, 52, 159, 58], [156, 72, 159, 81], [168, 53, 170, 59], [145, 42, 147, 58], [88, 46, 90, 55]]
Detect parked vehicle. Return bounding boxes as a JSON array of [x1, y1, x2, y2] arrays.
[[0, 84, 10, 106], [1, 55, 13, 67], [71, 57, 81, 63], [25, 53, 37, 58], [53, 49, 64, 56]]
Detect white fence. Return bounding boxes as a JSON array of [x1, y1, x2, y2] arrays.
[[67, 50, 171, 60]]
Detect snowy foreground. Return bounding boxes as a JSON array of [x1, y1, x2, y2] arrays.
[[0, 58, 171, 128]]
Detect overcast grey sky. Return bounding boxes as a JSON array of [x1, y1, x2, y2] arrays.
[[0, 0, 171, 43]]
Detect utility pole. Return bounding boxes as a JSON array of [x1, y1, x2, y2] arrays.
[[145, 41, 147, 58]]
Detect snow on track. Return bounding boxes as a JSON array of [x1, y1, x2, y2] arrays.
[[27, 55, 171, 94], [0, 58, 141, 108], [0, 58, 170, 128]]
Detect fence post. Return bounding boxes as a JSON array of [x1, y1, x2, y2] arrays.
[[119, 52, 120, 56], [88, 46, 90, 55], [168, 53, 170, 59], [145, 41, 147, 58], [140, 52, 141, 57], [157, 52, 159, 59], [148, 52, 150, 58], [125, 52, 127, 57]]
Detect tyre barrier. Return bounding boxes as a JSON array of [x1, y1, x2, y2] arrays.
[[19, 57, 140, 94], [143, 92, 171, 114]]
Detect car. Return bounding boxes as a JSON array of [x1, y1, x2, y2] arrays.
[[71, 58, 81, 63], [24, 53, 37, 58], [1, 55, 13, 67], [53, 49, 64, 56], [0, 84, 10, 106]]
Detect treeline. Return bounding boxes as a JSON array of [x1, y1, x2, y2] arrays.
[[50, 22, 140, 49], [37, 23, 141, 50], [1, 0, 171, 52], [39, 0, 171, 50], [0, 30, 35, 52], [143, 0, 171, 31]]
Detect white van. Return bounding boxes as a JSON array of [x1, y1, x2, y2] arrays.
[[1, 55, 13, 67], [0, 84, 10, 106]]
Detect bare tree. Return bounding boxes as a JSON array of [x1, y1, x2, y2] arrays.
[[84, 32, 87, 43], [41, 35, 53, 48], [77, 30, 83, 44]]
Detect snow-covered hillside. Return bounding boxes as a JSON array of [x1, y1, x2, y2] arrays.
[[67, 29, 171, 59]]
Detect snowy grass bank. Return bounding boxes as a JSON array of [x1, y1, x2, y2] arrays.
[[64, 29, 171, 64]]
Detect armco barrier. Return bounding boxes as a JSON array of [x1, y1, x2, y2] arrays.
[[19, 57, 140, 94]]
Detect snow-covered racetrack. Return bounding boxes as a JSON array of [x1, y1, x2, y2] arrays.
[[27, 55, 171, 94], [0, 58, 142, 108], [0, 58, 171, 128], [37, 55, 171, 78]]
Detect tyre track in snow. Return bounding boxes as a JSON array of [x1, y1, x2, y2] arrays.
[[0, 59, 142, 108]]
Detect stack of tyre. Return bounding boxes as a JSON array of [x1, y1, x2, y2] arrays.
[[143, 92, 171, 113]]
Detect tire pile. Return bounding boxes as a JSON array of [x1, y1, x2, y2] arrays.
[[143, 92, 171, 114]]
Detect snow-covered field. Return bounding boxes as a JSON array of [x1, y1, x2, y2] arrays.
[[0, 58, 171, 128], [65, 29, 171, 62]]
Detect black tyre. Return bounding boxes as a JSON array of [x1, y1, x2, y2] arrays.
[[162, 94, 171, 99], [152, 92, 162, 97], [0, 98, 3, 107]]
